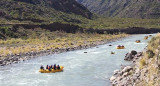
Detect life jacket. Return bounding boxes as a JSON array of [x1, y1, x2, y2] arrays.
[[48, 66, 50, 69]]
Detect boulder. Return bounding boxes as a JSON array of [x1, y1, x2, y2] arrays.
[[113, 70, 119, 75], [117, 76, 123, 81], [112, 79, 118, 85], [124, 50, 137, 61], [130, 50, 137, 55], [0, 60, 3, 64], [122, 66, 132, 73], [135, 52, 142, 57], [122, 72, 129, 77], [13, 57, 19, 61], [110, 76, 116, 82], [135, 68, 140, 74], [109, 44, 112, 46], [124, 53, 134, 61]]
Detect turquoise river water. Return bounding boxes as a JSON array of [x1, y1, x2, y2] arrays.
[[0, 34, 155, 86]]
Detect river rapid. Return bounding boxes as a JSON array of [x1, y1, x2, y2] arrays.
[[0, 34, 154, 86]]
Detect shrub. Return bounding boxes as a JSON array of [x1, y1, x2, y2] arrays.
[[139, 58, 146, 69], [146, 50, 155, 59], [149, 37, 157, 43]]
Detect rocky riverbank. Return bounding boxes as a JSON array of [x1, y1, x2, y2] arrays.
[[110, 34, 160, 86], [0, 37, 125, 66], [110, 50, 145, 86]]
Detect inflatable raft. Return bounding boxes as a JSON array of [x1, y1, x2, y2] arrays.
[[135, 40, 141, 43], [117, 45, 125, 49], [39, 66, 64, 73], [144, 36, 148, 40]]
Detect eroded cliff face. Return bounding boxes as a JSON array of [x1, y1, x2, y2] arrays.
[[76, 0, 160, 18]]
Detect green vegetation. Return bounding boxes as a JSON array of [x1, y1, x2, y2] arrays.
[[0, 0, 93, 25], [137, 34, 160, 86], [1, 0, 160, 65], [146, 50, 155, 59], [1, 0, 160, 31], [78, 18, 160, 29], [0, 0, 131, 60], [76, 0, 160, 19], [0, 29, 127, 59], [139, 58, 146, 69], [2, 17, 160, 30]]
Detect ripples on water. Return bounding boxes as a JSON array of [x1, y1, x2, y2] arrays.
[[0, 34, 155, 86]]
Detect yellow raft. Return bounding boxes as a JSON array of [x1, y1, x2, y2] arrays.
[[117, 45, 125, 49], [144, 36, 148, 40], [135, 40, 141, 43], [39, 66, 64, 73]]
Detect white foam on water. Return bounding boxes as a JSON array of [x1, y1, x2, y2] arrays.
[[35, 70, 40, 74], [90, 51, 101, 54], [17, 82, 27, 85]]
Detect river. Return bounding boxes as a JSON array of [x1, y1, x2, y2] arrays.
[[0, 34, 154, 86]]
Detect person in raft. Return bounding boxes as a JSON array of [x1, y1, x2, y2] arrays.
[[57, 65, 60, 70], [40, 64, 61, 71], [46, 65, 49, 69], [51, 65, 53, 69], [54, 64, 56, 70], [49, 66, 52, 71], [40, 65, 44, 70]]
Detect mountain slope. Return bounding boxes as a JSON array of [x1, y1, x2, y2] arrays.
[[14, 0, 93, 19], [0, 0, 93, 24], [76, 0, 160, 18]]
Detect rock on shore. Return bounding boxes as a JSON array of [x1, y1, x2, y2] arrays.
[[110, 50, 143, 86], [124, 50, 138, 61]]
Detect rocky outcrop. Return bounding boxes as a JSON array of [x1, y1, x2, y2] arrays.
[[110, 34, 160, 86], [124, 50, 138, 61], [124, 50, 143, 61], [110, 50, 143, 86], [110, 66, 135, 86], [110, 65, 142, 86], [76, 0, 160, 19], [11, 0, 93, 19]]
